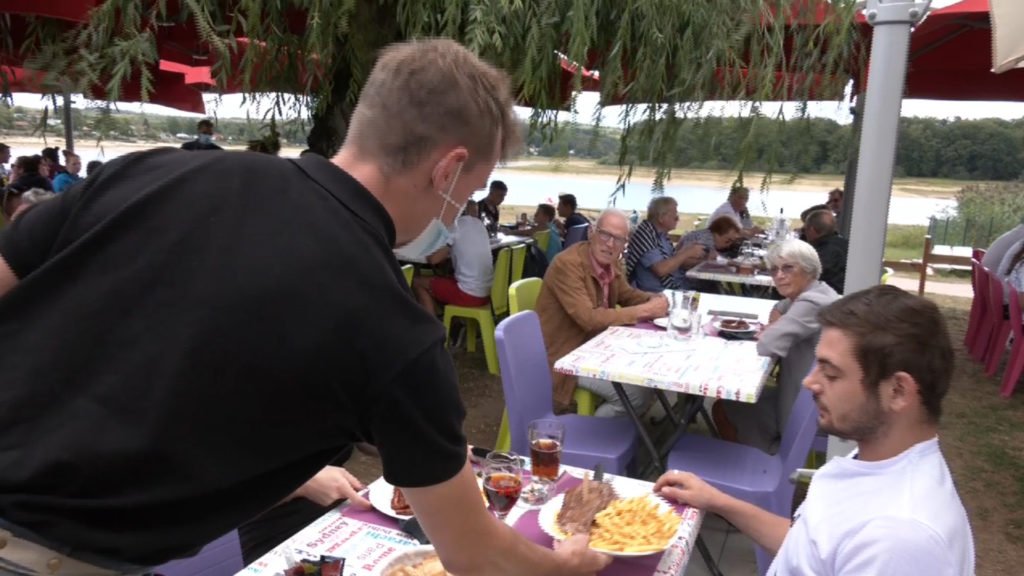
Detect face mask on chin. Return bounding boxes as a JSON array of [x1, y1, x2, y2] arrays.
[[197, 133, 213, 145], [393, 163, 466, 261]]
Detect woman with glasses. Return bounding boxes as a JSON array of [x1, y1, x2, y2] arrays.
[[713, 238, 839, 454]]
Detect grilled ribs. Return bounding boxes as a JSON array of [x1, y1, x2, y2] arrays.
[[557, 478, 617, 535]]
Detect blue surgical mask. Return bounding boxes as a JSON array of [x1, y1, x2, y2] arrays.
[[394, 164, 465, 261], [197, 133, 213, 145]]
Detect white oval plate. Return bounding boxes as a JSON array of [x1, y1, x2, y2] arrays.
[[380, 545, 449, 576], [537, 489, 681, 557], [369, 481, 414, 520], [652, 317, 669, 329], [370, 479, 488, 520], [712, 319, 759, 334]]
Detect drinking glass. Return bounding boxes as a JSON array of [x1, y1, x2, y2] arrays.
[[667, 291, 693, 338], [521, 420, 565, 506], [482, 452, 523, 520]]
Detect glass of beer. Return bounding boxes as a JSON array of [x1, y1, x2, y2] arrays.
[[521, 420, 565, 506], [482, 451, 523, 520]]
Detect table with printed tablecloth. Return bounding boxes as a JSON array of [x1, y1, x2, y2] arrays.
[[554, 292, 777, 474], [236, 465, 704, 576], [686, 260, 775, 298]]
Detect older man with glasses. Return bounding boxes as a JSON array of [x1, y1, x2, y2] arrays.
[[535, 209, 669, 416]]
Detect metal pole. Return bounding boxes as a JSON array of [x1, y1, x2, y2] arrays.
[[830, 0, 930, 462], [62, 89, 74, 153], [840, 96, 865, 239], [843, 0, 929, 295]]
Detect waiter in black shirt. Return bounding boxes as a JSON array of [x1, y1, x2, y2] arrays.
[[0, 39, 608, 575], [477, 179, 507, 235]]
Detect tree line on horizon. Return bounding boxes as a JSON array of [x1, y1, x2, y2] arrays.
[[3, 102, 1022, 182]]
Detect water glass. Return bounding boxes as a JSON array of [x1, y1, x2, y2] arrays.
[[482, 451, 523, 520]]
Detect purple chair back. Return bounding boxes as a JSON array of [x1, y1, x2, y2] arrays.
[[154, 531, 243, 576], [776, 388, 820, 491], [564, 224, 589, 247], [495, 311, 558, 455]]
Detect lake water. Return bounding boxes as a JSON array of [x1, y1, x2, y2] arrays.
[[5, 142, 954, 225], [488, 169, 955, 226]]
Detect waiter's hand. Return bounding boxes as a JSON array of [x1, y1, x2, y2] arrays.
[[294, 466, 372, 509]]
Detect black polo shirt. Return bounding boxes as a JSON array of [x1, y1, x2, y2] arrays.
[[0, 148, 467, 566]]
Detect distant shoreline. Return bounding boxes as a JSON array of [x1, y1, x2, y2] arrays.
[[2, 135, 963, 200]]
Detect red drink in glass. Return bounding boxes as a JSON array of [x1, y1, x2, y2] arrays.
[[483, 472, 522, 518]]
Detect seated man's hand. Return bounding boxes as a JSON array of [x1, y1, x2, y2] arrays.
[[554, 535, 612, 574], [654, 470, 722, 512], [294, 466, 372, 509], [640, 294, 669, 319]]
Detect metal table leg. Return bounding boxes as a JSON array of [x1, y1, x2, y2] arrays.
[[695, 535, 726, 576], [611, 381, 665, 474]]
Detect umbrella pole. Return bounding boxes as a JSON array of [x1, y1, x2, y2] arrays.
[[62, 89, 74, 153], [839, 95, 864, 240], [828, 0, 929, 462]]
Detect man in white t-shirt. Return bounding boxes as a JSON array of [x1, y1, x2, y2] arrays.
[[707, 185, 762, 238], [413, 200, 495, 315], [655, 285, 975, 576]]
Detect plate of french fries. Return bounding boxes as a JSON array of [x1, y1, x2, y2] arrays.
[[537, 488, 683, 557]]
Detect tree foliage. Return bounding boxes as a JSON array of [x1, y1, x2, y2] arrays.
[[9, 0, 864, 181]]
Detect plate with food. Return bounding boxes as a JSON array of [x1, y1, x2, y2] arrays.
[[381, 546, 453, 576], [537, 477, 682, 557], [713, 317, 759, 334], [369, 481, 415, 520], [370, 479, 488, 520]]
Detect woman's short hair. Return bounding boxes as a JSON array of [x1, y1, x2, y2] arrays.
[[646, 196, 678, 222], [20, 187, 57, 207], [708, 216, 741, 235], [766, 238, 822, 280]]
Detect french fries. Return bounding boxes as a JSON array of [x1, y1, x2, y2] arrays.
[[588, 496, 681, 554]]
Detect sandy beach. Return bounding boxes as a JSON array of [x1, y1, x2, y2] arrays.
[[3, 135, 960, 206]]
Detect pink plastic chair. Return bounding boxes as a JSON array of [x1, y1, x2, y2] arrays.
[[1001, 284, 1024, 397], [968, 265, 994, 362], [984, 270, 1012, 377], [964, 259, 987, 353]]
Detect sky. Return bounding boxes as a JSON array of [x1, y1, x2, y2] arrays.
[[9, 0, 1024, 125]]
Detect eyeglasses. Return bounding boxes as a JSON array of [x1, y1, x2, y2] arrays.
[[595, 227, 628, 248], [768, 263, 798, 277]]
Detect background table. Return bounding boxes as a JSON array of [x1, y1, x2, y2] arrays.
[[397, 233, 531, 265], [554, 292, 776, 402], [686, 261, 775, 298], [237, 466, 704, 576]]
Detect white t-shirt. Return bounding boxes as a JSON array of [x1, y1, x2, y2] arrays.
[[450, 215, 494, 298], [769, 437, 974, 576], [708, 201, 744, 229]]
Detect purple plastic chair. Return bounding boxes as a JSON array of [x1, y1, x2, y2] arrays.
[[563, 224, 589, 247], [495, 311, 638, 474], [153, 531, 244, 576], [665, 388, 819, 576]]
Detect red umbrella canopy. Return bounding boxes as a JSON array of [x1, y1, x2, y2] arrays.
[[1, 62, 207, 114], [892, 0, 1024, 101], [0, 0, 98, 22]]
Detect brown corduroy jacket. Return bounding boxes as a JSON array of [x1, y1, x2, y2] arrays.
[[535, 242, 654, 412]]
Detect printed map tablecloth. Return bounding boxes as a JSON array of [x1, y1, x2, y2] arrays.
[[686, 261, 775, 287], [237, 467, 703, 576], [554, 326, 773, 403]]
